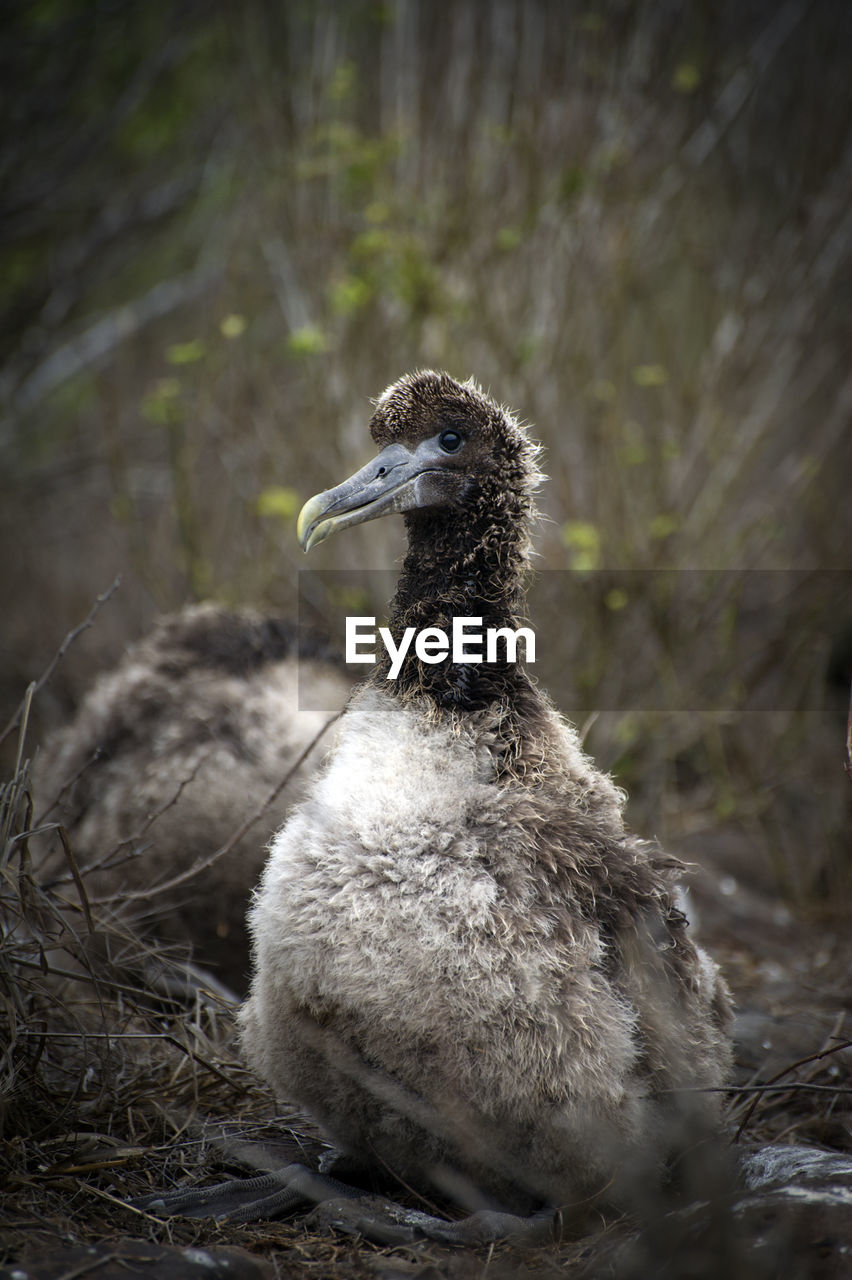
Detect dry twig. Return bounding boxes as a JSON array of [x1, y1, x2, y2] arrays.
[[0, 579, 121, 749]]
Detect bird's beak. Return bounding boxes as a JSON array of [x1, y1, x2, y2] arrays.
[[297, 442, 447, 552]]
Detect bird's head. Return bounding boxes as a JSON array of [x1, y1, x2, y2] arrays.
[[297, 371, 542, 552]]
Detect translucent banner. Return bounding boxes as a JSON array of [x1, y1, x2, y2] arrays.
[[296, 569, 851, 714]]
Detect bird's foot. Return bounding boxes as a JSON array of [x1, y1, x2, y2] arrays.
[[135, 1163, 557, 1246], [308, 1197, 558, 1246], [135, 1164, 353, 1225]]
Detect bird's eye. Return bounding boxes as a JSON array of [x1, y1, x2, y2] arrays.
[[439, 429, 463, 453]]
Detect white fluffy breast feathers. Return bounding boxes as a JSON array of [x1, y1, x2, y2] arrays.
[[246, 689, 535, 992], [273, 688, 509, 864]]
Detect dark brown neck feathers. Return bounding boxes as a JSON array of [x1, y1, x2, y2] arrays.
[[371, 480, 534, 710]]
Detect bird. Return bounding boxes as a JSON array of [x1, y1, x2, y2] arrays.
[[34, 603, 351, 991], [142, 371, 732, 1239]]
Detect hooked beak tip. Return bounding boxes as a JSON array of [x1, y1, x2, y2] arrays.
[[296, 493, 328, 552]]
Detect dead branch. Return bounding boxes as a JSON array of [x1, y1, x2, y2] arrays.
[[733, 1032, 851, 1142], [9, 267, 219, 416], [0, 579, 121, 749]]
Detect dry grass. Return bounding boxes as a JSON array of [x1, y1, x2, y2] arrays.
[[0, 688, 338, 1270]]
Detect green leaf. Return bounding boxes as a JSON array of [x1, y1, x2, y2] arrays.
[[561, 521, 601, 571], [220, 314, 247, 339], [605, 587, 629, 611], [287, 326, 329, 357], [256, 486, 302, 521], [351, 227, 393, 257], [166, 340, 206, 365], [141, 377, 182, 424], [648, 513, 680, 539], [619, 421, 648, 466], [364, 201, 390, 224], [496, 227, 522, 251], [632, 364, 668, 387], [328, 585, 371, 612], [330, 275, 372, 315]]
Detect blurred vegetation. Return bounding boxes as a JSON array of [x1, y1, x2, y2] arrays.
[[0, 0, 850, 907]]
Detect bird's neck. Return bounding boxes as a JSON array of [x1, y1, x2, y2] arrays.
[[372, 497, 533, 709]]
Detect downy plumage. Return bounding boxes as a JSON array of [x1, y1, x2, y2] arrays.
[[240, 371, 732, 1213]]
